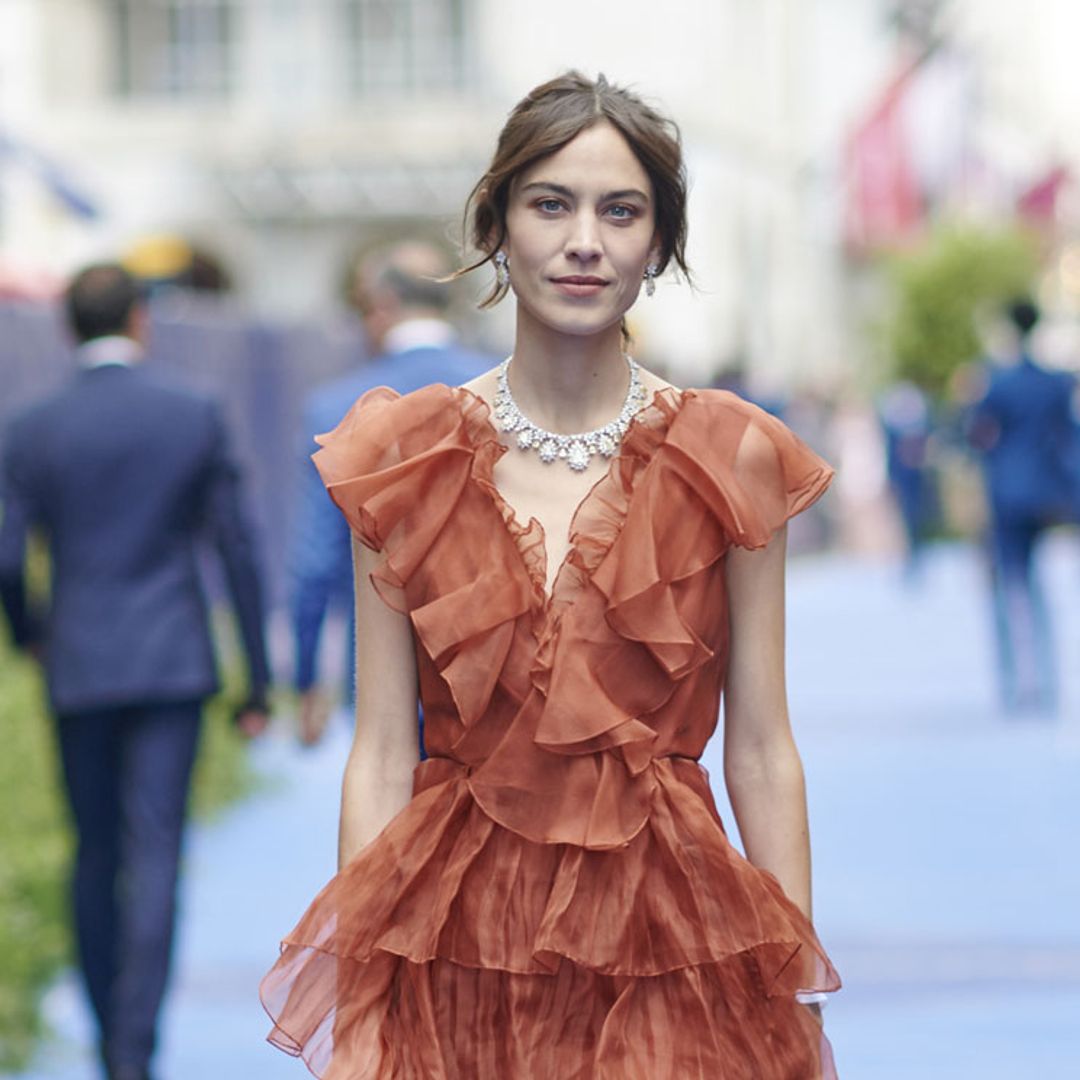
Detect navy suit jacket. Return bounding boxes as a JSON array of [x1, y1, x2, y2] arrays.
[[973, 356, 1079, 523], [290, 341, 492, 694], [0, 358, 270, 715]]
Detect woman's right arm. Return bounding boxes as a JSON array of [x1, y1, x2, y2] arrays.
[[337, 536, 421, 869]]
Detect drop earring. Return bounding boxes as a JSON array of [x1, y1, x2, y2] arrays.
[[494, 251, 510, 288], [643, 263, 658, 297]]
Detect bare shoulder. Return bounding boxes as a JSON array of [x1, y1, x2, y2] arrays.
[[635, 363, 680, 397], [458, 366, 502, 402]]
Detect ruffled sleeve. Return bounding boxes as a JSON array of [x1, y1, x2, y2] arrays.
[[311, 383, 484, 609], [313, 384, 459, 546], [664, 390, 834, 550]]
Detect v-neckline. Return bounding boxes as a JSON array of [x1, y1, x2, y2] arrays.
[[454, 384, 685, 612]]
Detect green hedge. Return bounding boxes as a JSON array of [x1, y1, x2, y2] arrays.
[[0, 642, 257, 1073]]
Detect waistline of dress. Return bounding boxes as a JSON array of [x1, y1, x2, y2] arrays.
[[412, 753, 718, 822]]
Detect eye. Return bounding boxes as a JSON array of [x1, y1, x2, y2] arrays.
[[535, 197, 565, 214], [605, 204, 638, 221]]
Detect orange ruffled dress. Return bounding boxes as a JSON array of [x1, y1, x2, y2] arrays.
[[261, 384, 841, 1079]]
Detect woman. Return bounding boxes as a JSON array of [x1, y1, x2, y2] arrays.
[[262, 72, 840, 1078]]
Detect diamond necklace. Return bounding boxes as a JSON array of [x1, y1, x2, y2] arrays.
[[493, 356, 649, 472]]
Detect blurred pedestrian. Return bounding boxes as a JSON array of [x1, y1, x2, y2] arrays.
[[969, 298, 1078, 714], [0, 263, 271, 1080], [289, 240, 491, 747], [262, 71, 838, 1077], [878, 380, 937, 578]]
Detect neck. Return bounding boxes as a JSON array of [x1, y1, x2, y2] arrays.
[[508, 314, 629, 433]]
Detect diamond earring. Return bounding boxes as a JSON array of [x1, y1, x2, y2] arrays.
[[494, 251, 509, 288], [644, 263, 659, 297]]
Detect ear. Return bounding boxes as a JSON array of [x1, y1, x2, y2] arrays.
[[126, 303, 150, 348], [491, 227, 510, 260], [477, 185, 509, 259]]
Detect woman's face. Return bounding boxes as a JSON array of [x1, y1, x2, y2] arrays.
[[502, 121, 659, 342]]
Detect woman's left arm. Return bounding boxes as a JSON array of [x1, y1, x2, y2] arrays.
[[722, 525, 813, 920]]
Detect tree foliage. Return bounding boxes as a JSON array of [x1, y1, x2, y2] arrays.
[[887, 224, 1039, 396]]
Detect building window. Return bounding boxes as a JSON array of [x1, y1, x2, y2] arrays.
[[343, 0, 467, 95], [114, 0, 234, 99]]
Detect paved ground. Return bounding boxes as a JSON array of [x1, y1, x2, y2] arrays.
[[11, 538, 1080, 1079]]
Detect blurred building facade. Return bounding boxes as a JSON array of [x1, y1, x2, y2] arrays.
[[0, 0, 1077, 384]]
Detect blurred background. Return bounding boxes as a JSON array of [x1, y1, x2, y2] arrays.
[[2, 1, 1079, 1078]]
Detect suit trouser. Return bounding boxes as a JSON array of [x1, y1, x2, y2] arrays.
[[55, 700, 202, 1072], [988, 514, 1056, 710]]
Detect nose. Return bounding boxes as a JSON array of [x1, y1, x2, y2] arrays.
[[564, 211, 602, 263]]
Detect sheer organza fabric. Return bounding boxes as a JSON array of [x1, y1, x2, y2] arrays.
[[261, 385, 841, 1078]]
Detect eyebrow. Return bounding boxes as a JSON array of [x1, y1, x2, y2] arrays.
[[520, 181, 651, 203]]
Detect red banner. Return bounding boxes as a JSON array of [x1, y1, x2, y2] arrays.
[[1016, 165, 1069, 224], [844, 64, 923, 254]]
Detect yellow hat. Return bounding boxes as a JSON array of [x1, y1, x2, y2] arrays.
[[122, 234, 193, 280]]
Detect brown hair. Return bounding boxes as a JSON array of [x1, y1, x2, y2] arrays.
[[460, 71, 690, 306], [65, 263, 144, 343]]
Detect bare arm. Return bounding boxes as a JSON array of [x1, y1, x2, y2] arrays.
[[722, 526, 813, 920], [338, 537, 421, 869]]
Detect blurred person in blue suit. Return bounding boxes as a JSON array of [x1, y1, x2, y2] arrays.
[[291, 241, 492, 746], [0, 264, 271, 1080], [969, 298, 1079, 715], [878, 380, 937, 580]]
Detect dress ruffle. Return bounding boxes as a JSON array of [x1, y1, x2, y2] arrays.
[[271, 756, 834, 982], [265, 383, 839, 1078], [465, 388, 833, 851], [314, 386, 537, 727], [262, 762, 838, 1077]]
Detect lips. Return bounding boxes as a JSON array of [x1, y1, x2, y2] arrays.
[[552, 276, 608, 286], [550, 275, 609, 298]]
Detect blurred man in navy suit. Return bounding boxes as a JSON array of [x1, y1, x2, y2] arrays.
[[0, 264, 270, 1080], [971, 298, 1079, 714], [290, 241, 491, 746]]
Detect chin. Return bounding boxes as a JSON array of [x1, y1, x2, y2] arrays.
[[531, 301, 626, 340]]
